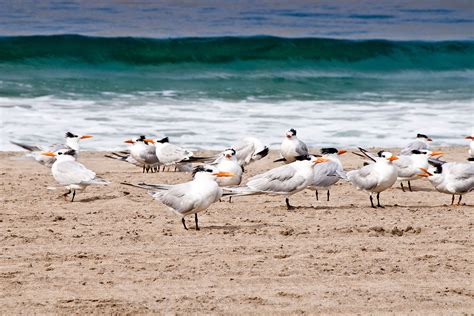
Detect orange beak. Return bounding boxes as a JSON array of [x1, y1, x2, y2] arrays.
[[144, 139, 156, 144], [466, 136, 474, 140], [430, 151, 444, 156], [124, 139, 135, 144], [387, 156, 399, 161], [314, 157, 329, 164], [225, 154, 232, 158], [417, 167, 432, 177], [80, 135, 93, 139], [213, 171, 234, 177], [337, 149, 347, 155], [42, 151, 57, 157]]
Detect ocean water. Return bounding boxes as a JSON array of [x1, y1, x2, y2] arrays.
[[0, 1, 473, 151]]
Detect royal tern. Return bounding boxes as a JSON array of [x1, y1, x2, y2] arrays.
[[394, 149, 444, 192], [231, 137, 269, 166], [43, 149, 110, 201], [418, 161, 474, 205], [123, 166, 234, 230], [338, 150, 398, 208], [400, 133, 432, 155], [227, 155, 328, 210], [275, 128, 309, 163], [154, 137, 211, 171], [210, 148, 244, 187], [465, 134, 474, 158], [11, 132, 93, 167], [309, 148, 346, 202], [122, 135, 160, 172]]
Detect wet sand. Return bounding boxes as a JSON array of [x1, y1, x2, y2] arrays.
[[0, 147, 473, 314]]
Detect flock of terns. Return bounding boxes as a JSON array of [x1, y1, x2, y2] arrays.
[[12, 129, 474, 230]]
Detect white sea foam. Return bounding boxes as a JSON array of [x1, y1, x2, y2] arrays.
[[1, 95, 472, 151]]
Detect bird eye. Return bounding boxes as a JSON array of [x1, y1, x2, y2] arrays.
[[58, 152, 62, 155]]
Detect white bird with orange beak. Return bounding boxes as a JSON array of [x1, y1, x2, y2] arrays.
[[226, 155, 329, 210], [309, 147, 347, 202], [210, 148, 244, 187], [124, 135, 160, 172], [122, 166, 234, 230], [11, 131, 93, 167], [400, 133, 432, 155], [275, 128, 309, 163], [337, 150, 399, 208], [43, 149, 110, 202], [418, 160, 474, 205], [154, 137, 212, 171], [465, 133, 474, 158], [395, 149, 445, 192]]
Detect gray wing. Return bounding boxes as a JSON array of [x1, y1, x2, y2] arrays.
[[295, 140, 309, 156], [54, 161, 96, 184], [152, 182, 198, 214], [247, 164, 306, 193], [394, 156, 415, 177], [400, 141, 428, 155], [312, 161, 341, 187], [233, 139, 255, 166], [160, 144, 192, 163], [142, 146, 160, 165], [446, 163, 474, 193], [347, 164, 378, 190]]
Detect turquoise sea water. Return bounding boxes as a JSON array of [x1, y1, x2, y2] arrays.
[[1, 1, 473, 150]]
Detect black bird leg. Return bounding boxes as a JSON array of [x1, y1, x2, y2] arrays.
[[195, 213, 200, 230], [162, 165, 166, 172], [71, 190, 76, 202], [451, 195, 455, 205], [400, 182, 406, 192], [315, 190, 319, 201], [376, 193, 384, 208], [63, 189, 71, 200], [142, 166, 145, 173], [228, 196, 232, 203], [285, 198, 294, 210], [370, 195, 376, 208], [327, 190, 330, 202], [181, 218, 188, 230], [458, 195, 462, 205], [408, 181, 413, 192]]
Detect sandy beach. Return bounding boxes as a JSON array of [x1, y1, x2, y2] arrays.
[[0, 147, 473, 314]]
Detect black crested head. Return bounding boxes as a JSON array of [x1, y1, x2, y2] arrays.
[[434, 165, 443, 174], [411, 150, 422, 154], [377, 150, 385, 157], [192, 165, 214, 178], [158, 137, 169, 143], [468, 157, 474, 162], [295, 154, 311, 161], [137, 135, 146, 142], [225, 148, 236, 155], [417, 133, 429, 139], [289, 128, 297, 136], [321, 148, 338, 155], [64, 149, 76, 156], [65, 132, 78, 138]]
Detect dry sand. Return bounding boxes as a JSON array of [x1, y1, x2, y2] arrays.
[[0, 147, 473, 314]]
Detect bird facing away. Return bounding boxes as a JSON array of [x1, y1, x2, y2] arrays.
[[154, 137, 212, 171], [11, 132, 93, 167], [338, 150, 399, 208], [418, 161, 474, 205], [275, 128, 309, 163], [400, 133, 432, 155], [43, 149, 110, 202], [231, 137, 269, 166], [309, 147, 347, 202]]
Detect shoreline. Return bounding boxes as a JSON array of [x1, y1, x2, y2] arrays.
[[1, 146, 472, 313]]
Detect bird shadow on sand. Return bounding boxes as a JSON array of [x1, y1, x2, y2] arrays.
[[202, 223, 273, 231], [75, 195, 120, 203]]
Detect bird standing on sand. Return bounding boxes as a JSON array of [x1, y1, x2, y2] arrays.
[[309, 147, 346, 202], [210, 148, 243, 187], [395, 149, 444, 192], [400, 133, 432, 155], [154, 137, 211, 171], [227, 155, 329, 210], [418, 161, 474, 205], [338, 150, 399, 208], [231, 137, 269, 166], [465, 133, 474, 158], [43, 149, 110, 202], [123, 136, 160, 173], [275, 128, 309, 163], [11, 132, 93, 167], [123, 166, 234, 230]]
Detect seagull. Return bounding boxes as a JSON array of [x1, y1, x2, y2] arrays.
[[11, 132, 93, 167], [395, 149, 445, 192], [418, 160, 474, 205], [122, 166, 234, 230], [465, 134, 474, 158], [210, 148, 244, 187], [275, 128, 309, 163], [226, 155, 329, 210], [154, 137, 212, 171], [42, 149, 110, 201], [120, 135, 160, 173], [400, 133, 432, 155], [338, 150, 399, 208], [309, 148, 346, 202], [231, 137, 269, 166]]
